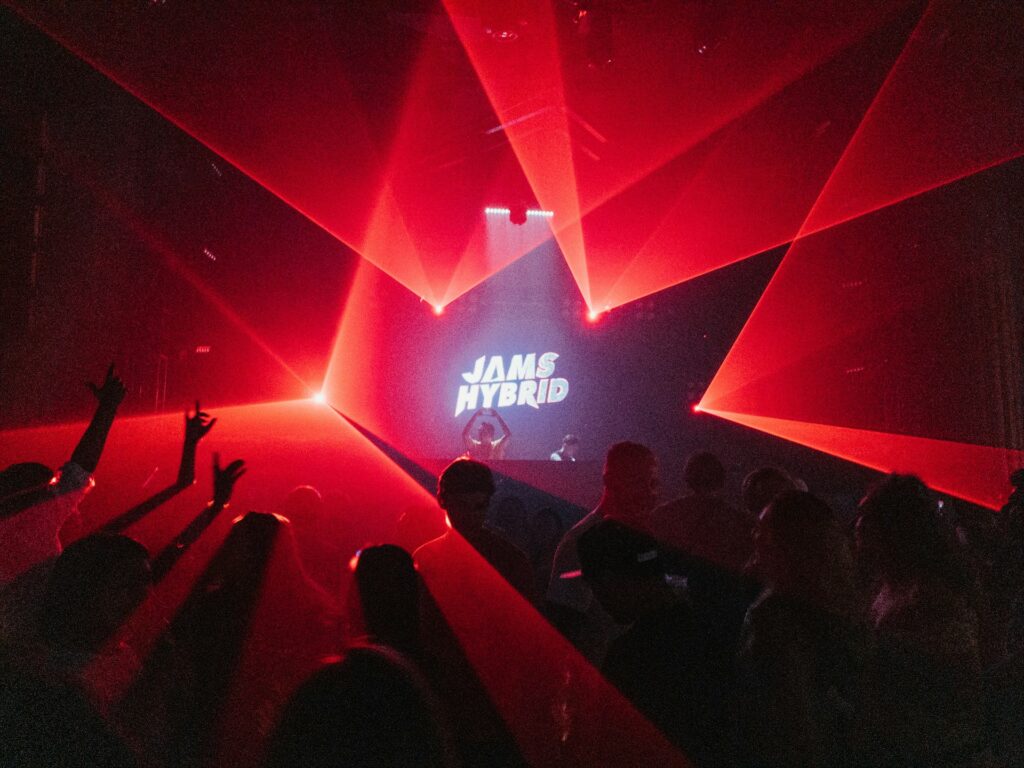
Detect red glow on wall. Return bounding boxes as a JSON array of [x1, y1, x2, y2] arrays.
[[416, 530, 691, 767], [799, 0, 1024, 238], [701, 158, 1024, 509], [6, 0, 1021, 529], [698, 407, 1023, 511]]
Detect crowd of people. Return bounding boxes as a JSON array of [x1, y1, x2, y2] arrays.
[[1, 365, 1023, 767]]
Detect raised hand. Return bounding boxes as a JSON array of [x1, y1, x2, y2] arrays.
[[184, 401, 217, 447], [212, 452, 246, 508], [178, 401, 217, 487], [87, 363, 127, 410]]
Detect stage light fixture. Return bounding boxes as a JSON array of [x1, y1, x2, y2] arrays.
[[484, 206, 553, 224], [509, 203, 527, 225], [433, 304, 445, 316], [312, 391, 327, 405]]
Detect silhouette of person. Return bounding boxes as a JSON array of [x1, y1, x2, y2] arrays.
[[0, 363, 126, 585], [578, 519, 719, 761], [546, 441, 658, 663], [414, 459, 534, 601], [265, 645, 453, 768]]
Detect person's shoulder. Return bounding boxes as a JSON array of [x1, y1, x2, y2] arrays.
[[412, 533, 448, 565], [652, 497, 687, 518], [567, 509, 601, 535], [479, 527, 529, 561]]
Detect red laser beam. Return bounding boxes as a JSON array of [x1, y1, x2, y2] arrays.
[[583, 7, 920, 310], [444, 0, 916, 307], [5, 2, 437, 300], [701, 156, 1024, 509], [799, 0, 1024, 238], [444, 0, 593, 306], [416, 529, 692, 767], [44, 137, 311, 393], [698, 408, 1023, 510]]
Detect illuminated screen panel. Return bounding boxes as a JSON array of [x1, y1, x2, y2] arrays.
[[322, 224, 779, 471]]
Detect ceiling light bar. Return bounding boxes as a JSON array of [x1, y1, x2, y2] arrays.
[[483, 207, 554, 217]]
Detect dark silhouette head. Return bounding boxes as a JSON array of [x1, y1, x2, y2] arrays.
[[578, 519, 664, 624], [683, 451, 726, 494], [754, 490, 856, 612], [351, 545, 420, 655], [0, 658, 136, 767], [742, 466, 796, 517], [602, 442, 658, 521], [437, 459, 495, 535], [266, 645, 450, 768], [42, 533, 151, 652], [856, 474, 963, 586]]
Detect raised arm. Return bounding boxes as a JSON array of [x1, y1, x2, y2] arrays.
[[177, 401, 217, 488], [489, 408, 511, 443], [70, 363, 127, 474], [102, 401, 217, 533], [462, 408, 484, 449], [151, 452, 246, 583]]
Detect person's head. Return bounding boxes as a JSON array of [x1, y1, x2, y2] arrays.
[[478, 422, 496, 445], [266, 645, 451, 768], [283, 485, 323, 519], [560, 434, 580, 460], [578, 519, 664, 624], [753, 491, 855, 612], [855, 474, 961, 586], [602, 442, 658, 521], [742, 466, 796, 517], [42, 534, 151, 652], [683, 451, 725, 495], [351, 545, 420, 654], [437, 459, 495, 535]]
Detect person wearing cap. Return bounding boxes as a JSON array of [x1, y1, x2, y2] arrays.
[[545, 441, 659, 664], [550, 434, 580, 462], [578, 519, 719, 762]]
